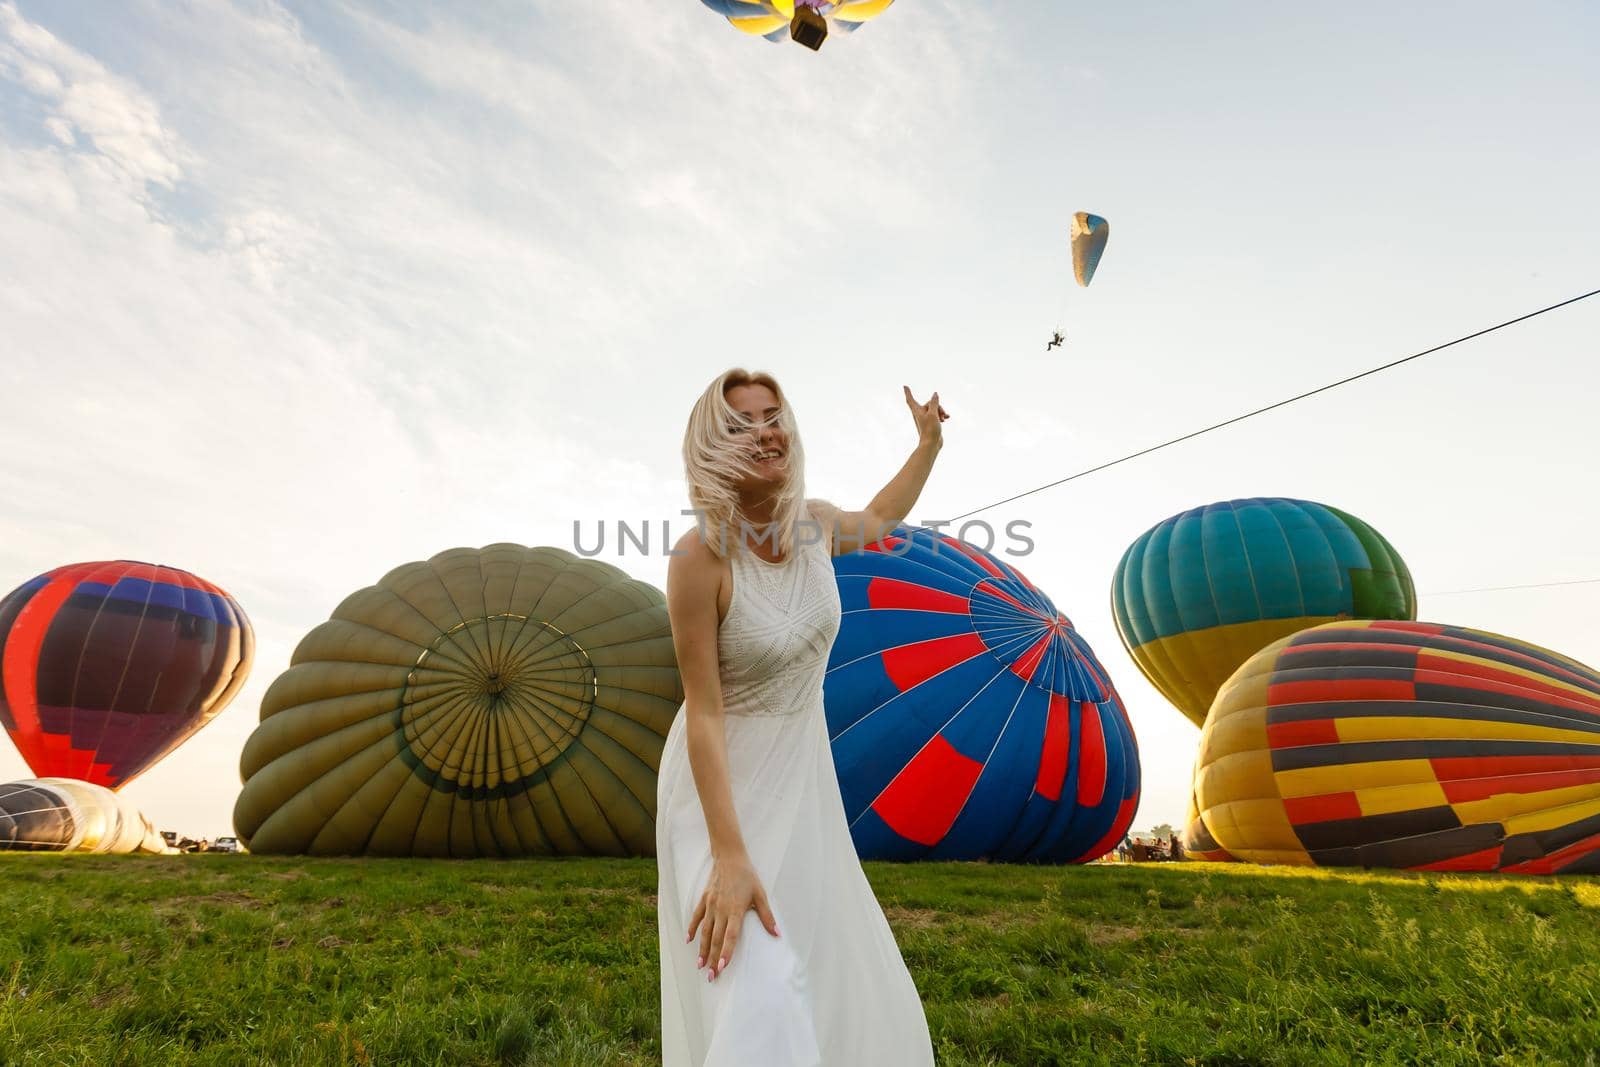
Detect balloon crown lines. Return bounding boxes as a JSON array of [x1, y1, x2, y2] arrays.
[[571, 513, 1035, 558]]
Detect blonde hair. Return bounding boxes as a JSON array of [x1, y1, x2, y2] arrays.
[[682, 368, 808, 559]]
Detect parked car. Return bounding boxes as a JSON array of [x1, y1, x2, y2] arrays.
[[211, 836, 242, 853]]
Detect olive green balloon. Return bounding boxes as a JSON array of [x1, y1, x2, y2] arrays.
[[234, 545, 682, 857]]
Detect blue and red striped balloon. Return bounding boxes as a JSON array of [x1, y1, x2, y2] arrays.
[[0, 561, 253, 789], [825, 527, 1139, 862]]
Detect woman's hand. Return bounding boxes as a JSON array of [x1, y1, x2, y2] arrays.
[[903, 386, 949, 448], [688, 854, 779, 981]]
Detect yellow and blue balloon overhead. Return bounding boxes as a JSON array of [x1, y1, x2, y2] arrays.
[[698, 1, 895, 45], [1112, 498, 1416, 728]]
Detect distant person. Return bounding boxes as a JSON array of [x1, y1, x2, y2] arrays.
[[1171, 834, 1184, 862], [656, 369, 948, 1066]]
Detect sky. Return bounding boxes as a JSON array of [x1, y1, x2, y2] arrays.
[[2, 0, 1598, 840]]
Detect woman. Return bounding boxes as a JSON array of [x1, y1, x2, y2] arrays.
[[656, 368, 946, 1066]]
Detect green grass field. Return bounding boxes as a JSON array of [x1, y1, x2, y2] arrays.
[[2, 855, 1597, 1066]]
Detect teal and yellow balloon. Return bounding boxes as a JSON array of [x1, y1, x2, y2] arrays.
[[1112, 498, 1415, 727]]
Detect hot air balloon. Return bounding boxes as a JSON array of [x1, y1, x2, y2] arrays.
[[1181, 787, 1233, 862], [233, 545, 682, 857], [0, 777, 169, 853], [699, 0, 895, 50], [824, 526, 1140, 862], [1189, 620, 1600, 874], [0, 561, 254, 789], [1069, 212, 1109, 288], [1112, 498, 1415, 728]]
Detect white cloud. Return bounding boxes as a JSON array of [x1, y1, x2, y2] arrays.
[[0, 1, 186, 189]]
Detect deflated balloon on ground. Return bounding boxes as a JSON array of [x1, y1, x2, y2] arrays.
[[233, 545, 682, 857], [0, 777, 169, 853]]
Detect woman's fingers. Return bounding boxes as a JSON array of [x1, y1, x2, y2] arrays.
[[697, 903, 717, 970], [905, 386, 947, 416], [755, 890, 779, 938], [687, 895, 706, 944], [905, 385, 948, 439], [713, 914, 740, 978], [702, 900, 780, 982], [707, 911, 728, 979]]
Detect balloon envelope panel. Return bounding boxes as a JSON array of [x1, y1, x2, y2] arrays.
[[1192, 620, 1600, 874], [233, 545, 682, 857], [825, 527, 1139, 862], [0, 561, 254, 789], [1112, 498, 1415, 727], [1182, 787, 1233, 862], [0, 777, 167, 853]]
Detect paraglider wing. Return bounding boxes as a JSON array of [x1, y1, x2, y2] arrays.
[[1070, 212, 1109, 287]]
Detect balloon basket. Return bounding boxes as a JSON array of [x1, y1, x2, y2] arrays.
[[790, 9, 828, 50]]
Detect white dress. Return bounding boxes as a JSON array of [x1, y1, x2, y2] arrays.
[[656, 504, 936, 1067]]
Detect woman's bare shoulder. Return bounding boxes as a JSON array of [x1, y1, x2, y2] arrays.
[[803, 498, 843, 555], [805, 497, 842, 522], [668, 526, 721, 585]]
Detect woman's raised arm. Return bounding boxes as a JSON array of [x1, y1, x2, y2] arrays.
[[830, 386, 948, 556]]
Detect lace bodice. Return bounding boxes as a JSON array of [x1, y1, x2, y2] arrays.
[[717, 508, 841, 718]]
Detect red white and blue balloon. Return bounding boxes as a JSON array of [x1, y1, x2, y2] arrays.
[[825, 527, 1140, 862], [0, 561, 253, 789]]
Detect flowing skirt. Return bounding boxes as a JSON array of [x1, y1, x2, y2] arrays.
[[656, 701, 935, 1067]]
